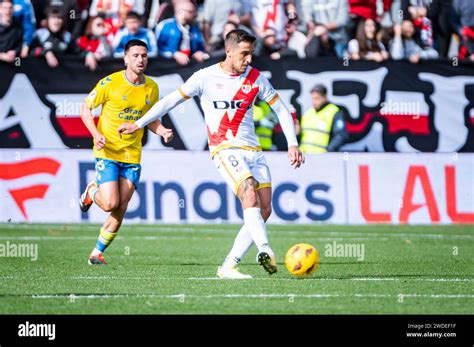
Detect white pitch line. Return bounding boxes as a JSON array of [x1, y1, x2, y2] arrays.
[[0, 236, 215, 241], [0, 236, 392, 242], [1, 224, 473, 239], [65, 276, 474, 282], [29, 293, 474, 300], [0, 233, 472, 241], [70, 276, 165, 280], [187, 277, 474, 282]]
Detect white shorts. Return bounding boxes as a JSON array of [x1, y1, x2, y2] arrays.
[[213, 148, 272, 194]]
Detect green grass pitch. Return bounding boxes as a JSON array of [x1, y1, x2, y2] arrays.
[[0, 223, 473, 314]]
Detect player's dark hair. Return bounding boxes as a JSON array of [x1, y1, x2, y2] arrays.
[[311, 84, 327, 96], [126, 11, 141, 21], [125, 39, 148, 53], [225, 29, 256, 48]]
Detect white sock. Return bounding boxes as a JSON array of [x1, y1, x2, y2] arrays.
[[243, 207, 273, 255], [90, 187, 99, 204], [90, 248, 102, 256], [223, 225, 253, 268]]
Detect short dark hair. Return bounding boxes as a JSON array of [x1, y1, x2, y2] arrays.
[[225, 29, 256, 48], [125, 39, 148, 53], [126, 11, 141, 21], [46, 6, 65, 18], [311, 84, 327, 96]]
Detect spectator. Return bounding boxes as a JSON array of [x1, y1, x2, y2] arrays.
[[155, 0, 208, 65], [30, 7, 75, 68], [301, 0, 349, 58], [451, 0, 474, 61], [0, 0, 23, 63], [12, 0, 36, 58], [202, 0, 250, 53], [88, 0, 138, 40], [113, 11, 157, 57], [406, 1, 437, 55], [347, 0, 393, 38], [249, 0, 288, 40], [300, 84, 349, 154], [378, 0, 402, 49], [427, 0, 452, 58], [348, 18, 389, 61], [77, 15, 113, 71], [390, 20, 439, 62], [209, 20, 237, 57], [285, 18, 307, 58], [255, 26, 297, 60], [33, 0, 83, 39], [151, 0, 180, 25]]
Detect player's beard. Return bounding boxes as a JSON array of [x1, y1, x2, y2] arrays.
[[132, 63, 146, 75], [235, 62, 247, 74]]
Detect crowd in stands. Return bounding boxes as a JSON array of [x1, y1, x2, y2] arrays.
[[0, 0, 473, 69]]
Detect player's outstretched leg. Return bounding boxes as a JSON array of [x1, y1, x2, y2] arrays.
[[254, 186, 276, 274], [88, 178, 135, 265], [219, 186, 274, 278], [240, 178, 276, 275]]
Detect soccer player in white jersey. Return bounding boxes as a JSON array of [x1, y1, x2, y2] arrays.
[[118, 29, 304, 279]]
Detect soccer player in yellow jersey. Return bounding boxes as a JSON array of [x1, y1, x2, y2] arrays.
[[79, 39, 173, 265]]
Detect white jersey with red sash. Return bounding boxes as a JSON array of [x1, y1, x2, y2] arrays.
[[178, 63, 280, 157]]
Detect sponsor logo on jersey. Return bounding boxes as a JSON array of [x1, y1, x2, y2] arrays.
[[213, 100, 252, 110], [118, 108, 143, 120]]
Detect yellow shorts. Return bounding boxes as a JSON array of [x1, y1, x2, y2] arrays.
[[213, 148, 272, 195]]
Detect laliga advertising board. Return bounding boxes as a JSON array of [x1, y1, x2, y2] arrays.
[[0, 150, 472, 224], [346, 153, 474, 224]]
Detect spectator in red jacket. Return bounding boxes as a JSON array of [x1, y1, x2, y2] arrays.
[[77, 15, 113, 71]]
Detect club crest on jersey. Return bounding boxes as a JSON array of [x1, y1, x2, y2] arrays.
[[145, 95, 151, 105], [241, 84, 252, 94]]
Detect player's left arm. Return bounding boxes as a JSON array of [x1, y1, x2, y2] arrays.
[[144, 86, 174, 143], [269, 96, 304, 168], [147, 119, 174, 143]]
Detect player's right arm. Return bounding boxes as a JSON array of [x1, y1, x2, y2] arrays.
[[81, 103, 106, 150], [118, 71, 203, 136], [82, 77, 110, 150]]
